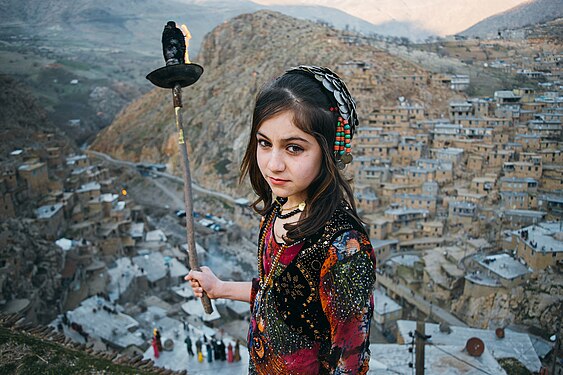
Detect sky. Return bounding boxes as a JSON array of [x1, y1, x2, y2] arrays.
[[251, 0, 533, 35]]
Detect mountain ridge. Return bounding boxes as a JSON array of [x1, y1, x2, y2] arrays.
[[90, 10, 457, 198], [460, 0, 563, 38]]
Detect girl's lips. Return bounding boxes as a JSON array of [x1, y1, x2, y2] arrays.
[[269, 177, 289, 186]]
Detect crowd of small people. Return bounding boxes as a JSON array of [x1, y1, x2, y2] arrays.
[[151, 325, 242, 364]]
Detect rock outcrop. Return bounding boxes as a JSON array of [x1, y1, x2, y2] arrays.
[[0, 219, 65, 324], [451, 270, 562, 335]]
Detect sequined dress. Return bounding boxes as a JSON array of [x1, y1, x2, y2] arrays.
[[248, 204, 376, 374]]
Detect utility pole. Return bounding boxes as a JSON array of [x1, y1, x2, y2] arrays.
[[552, 321, 561, 375], [415, 320, 426, 375]]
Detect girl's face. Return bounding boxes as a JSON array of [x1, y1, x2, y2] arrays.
[[256, 111, 322, 207]]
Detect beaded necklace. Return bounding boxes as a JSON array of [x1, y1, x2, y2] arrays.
[[280, 201, 306, 212], [257, 202, 302, 289], [258, 211, 281, 289], [276, 201, 306, 220]]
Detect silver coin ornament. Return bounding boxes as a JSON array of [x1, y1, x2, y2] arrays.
[[340, 153, 353, 164], [286, 65, 358, 167]]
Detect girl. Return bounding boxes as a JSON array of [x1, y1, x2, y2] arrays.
[[186, 66, 376, 374]]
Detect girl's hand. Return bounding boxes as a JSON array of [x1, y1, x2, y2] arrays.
[[185, 266, 223, 299]]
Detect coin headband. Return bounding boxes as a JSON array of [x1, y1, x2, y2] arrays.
[[286, 65, 358, 169]]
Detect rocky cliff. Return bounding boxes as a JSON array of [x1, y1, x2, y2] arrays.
[[0, 219, 65, 324], [90, 10, 455, 198], [451, 270, 562, 335]]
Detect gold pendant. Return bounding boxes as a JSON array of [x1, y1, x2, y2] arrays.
[[258, 316, 265, 332], [254, 337, 265, 358]]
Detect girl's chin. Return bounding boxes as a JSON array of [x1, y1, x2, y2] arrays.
[[269, 186, 295, 199], [270, 187, 289, 197]]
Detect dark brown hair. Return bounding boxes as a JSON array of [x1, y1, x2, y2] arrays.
[[240, 70, 362, 242]]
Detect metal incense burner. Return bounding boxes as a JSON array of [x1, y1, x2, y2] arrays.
[[146, 21, 212, 314]]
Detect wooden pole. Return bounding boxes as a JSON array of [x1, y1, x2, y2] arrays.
[[415, 320, 426, 375], [173, 83, 213, 314]]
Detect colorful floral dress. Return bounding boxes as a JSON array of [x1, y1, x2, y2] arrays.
[[248, 205, 376, 374]]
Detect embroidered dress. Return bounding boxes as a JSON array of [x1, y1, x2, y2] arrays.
[[248, 204, 376, 375]]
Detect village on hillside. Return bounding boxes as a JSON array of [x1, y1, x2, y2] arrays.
[[0, 25, 561, 375]]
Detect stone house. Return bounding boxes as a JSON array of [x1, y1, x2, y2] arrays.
[[484, 150, 514, 170], [471, 252, 531, 289], [470, 176, 497, 195], [132, 250, 189, 291], [46, 147, 64, 169], [449, 101, 473, 120], [500, 177, 538, 209], [363, 215, 391, 240], [391, 194, 437, 216], [416, 159, 453, 185], [0, 179, 16, 218], [393, 142, 426, 166], [372, 288, 402, 332], [76, 182, 101, 205], [97, 223, 123, 258], [502, 162, 542, 180], [66, 154, 90, 168], [384, 207, 429, 231], [503, 210, 546, 229], [371, 239, 398, 262], [402, 166, 436, 185], [421, 221, 444, 237], [355, 165, 390, 186], [35, 203, 65, 239], [538, 194, 563, 220], [448, 201, 476, 227], [515, 134, 541, 151], [431, 148, 464, 165], [541, 165, 563, 191], [511, 222, 562, 271], [537, 149, 562, 165], [421, 246, 465, 306], [354, 185, 379, 213], [18, 162, 49, 198], [467, 155, 484, 173]]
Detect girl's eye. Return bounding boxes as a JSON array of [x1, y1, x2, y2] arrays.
[[287, 145, 304, 154], [258, 139, 271, 148]]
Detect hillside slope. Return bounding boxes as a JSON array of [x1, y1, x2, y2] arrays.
[[0, 76, 75, 160], [90, 10, 457, 197], [0, 314, 185, 374], [461, 0, 563, 38]]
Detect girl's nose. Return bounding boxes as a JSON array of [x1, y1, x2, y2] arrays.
[[267, 149, 285, 172]]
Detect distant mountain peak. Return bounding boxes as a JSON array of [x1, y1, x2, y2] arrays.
[[460, 0, 563, 38]]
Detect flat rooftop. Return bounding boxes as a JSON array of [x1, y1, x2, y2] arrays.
[[385, 254, 421, 267], [76, 182, 101, 193], [132, 251, 189, 283], [66, 296, 144, 349], [396, 320, 541, 373], [515, 221, 562, 253], [476, 253, 531, 280], [35, 203, 63, 219], [368, 343, 506, 375], [373, 288, 402, 316]]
